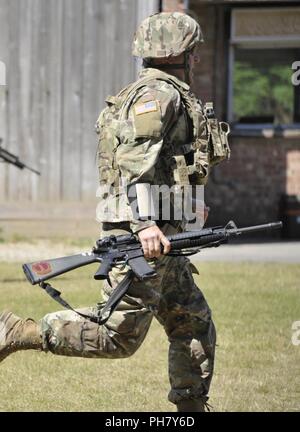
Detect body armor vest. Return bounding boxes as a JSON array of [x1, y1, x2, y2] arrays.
[[96, 69, 230, 191]]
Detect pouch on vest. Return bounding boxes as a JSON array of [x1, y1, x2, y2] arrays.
[[204, 102, 231, 166]]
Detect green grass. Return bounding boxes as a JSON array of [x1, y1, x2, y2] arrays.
[[0, 261, 299, 412]]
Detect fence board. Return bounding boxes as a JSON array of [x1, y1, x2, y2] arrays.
[[81, 0, 102, 201], [0, 0, 9, 201], [45, 0, 64, 200], [7, 0, 26, 201], [19, 0, 38, 200]]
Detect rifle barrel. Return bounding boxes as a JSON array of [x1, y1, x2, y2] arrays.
[[24, 164, 41, 176], [229, 221, 283, 234], [167, 221, 283, 251]]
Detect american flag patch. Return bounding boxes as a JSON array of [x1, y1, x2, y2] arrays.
[[134, 100, 158, 116]]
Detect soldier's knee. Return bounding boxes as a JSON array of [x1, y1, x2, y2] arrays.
[[120, 340, 140, 358], [192, 319, 216, 357], [41, 312, 56, 328], [40, 313, 59, 350]]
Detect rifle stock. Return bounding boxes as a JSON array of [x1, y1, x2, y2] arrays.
[[23, 252, 100, 285]]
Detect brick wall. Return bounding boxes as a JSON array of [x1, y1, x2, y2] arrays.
[[205, 137, 300, 226]]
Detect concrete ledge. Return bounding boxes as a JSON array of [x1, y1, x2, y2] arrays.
[[0, 201, 100, 239], [0, 201, 98, 221], [193, 241, 300, 263]]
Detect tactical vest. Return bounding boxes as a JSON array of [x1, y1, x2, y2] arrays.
[[95, 69, 230, 190]]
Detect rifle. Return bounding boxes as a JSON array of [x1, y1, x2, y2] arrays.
[[23, 220, 282, 325], [0, 139, 41, 175]]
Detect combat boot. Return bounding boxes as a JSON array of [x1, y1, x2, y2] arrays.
[[0, 311, 42, 362], [176, 399, 206, 412]]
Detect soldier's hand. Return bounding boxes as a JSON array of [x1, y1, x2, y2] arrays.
[[138, 226, 171, 259], [203, 205, 210, 223]]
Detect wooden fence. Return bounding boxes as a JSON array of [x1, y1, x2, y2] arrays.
[[0, 0, 158, 205]]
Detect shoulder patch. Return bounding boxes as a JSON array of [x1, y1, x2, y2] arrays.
[[134, 100, 159, 116]]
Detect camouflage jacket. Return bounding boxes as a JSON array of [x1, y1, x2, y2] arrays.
[[95, 68, 230, 233]]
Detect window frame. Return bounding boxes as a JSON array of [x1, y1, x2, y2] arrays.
[[227, 7, 300, 132]]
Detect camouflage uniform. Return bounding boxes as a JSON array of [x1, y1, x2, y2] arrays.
[[40, 13, 220, 408], [1, 12, 230, 410], [40, 222, 216, 406]]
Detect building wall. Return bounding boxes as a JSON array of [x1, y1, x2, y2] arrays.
[[163, 0, 300, 227], [206, 137, 300, 226], [193, 1, 300, 226]]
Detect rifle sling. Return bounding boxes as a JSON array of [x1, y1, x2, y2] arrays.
[[39, 270, 134, 325], [97, 270, 134, 324]]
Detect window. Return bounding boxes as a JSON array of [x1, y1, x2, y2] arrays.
[[233, 48, 300, 124], [228, 8, 300, 127]]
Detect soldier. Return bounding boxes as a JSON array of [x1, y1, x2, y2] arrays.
[[0, 12, 230, 412]]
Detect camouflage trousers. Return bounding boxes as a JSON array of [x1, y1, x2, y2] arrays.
[[40, 223, 216, 405]]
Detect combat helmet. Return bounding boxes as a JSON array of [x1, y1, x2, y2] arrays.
[[132, 12, 203, 60]]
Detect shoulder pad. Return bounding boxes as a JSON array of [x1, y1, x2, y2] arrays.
[[130, 82, 180, 138]]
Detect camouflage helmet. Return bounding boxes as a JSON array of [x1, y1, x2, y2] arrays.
[[132, 12, 203, 59]]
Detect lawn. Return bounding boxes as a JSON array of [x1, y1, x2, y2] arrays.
[[0, 260, 299, 412]]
